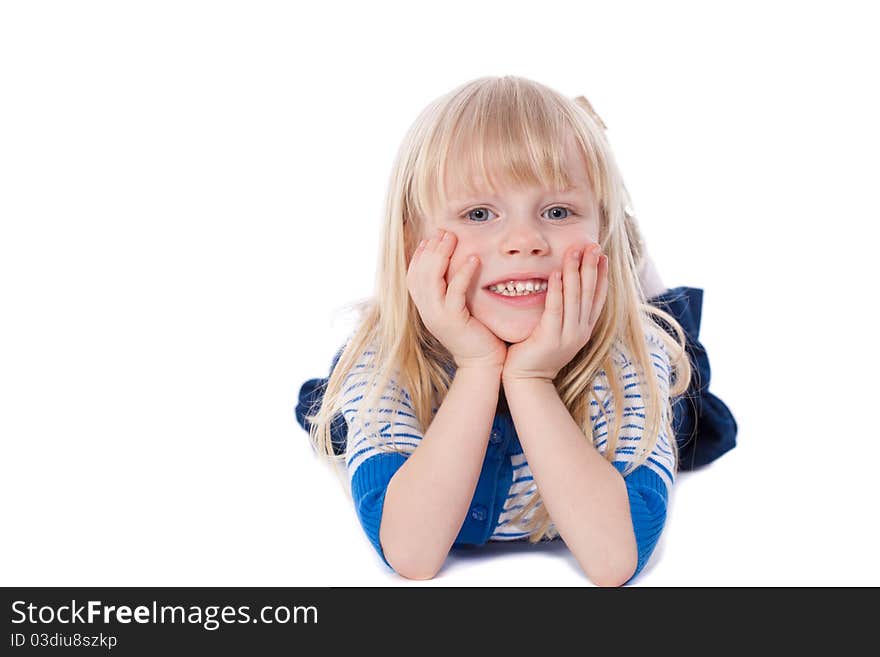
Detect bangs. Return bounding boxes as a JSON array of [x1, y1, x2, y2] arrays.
[[410, 79, 604, 220]]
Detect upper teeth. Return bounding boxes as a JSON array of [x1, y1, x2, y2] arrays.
[[489, 279, 548, 294]]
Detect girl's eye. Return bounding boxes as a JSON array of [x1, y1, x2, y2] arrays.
[[543, 206, 573, 220], [464, 207, 496, 223], [463, 205, 574, 223]]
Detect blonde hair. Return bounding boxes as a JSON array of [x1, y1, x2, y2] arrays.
[[305, 75, 692, 541]]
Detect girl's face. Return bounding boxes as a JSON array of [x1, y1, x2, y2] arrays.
[[424, 134, 601, 344]]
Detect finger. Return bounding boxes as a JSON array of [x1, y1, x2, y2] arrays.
[[447, 254, 479, 315], [424, 228, 446, 253], [437, 228, 456, 258], [414, 230, 442, 283], [579, 243, 601, 327], [564, 247, 583, 332], [588, 254, 609, 327], [406, 238, 429, 298], [407, 234, 443, 307], [409, 238, 428, 272], [435, 228, 459, 285], [423, 228, 451, 264], [423, 229, 450, 298], [542, 270, 564, 335]]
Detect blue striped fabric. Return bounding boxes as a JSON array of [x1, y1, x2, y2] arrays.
[[343, 334, 675, 583]]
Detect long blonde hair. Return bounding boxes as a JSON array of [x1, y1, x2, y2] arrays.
[[304, 75, 692, 541]]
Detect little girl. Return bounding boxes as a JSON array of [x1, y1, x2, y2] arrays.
[[295, 76, 737, 586]]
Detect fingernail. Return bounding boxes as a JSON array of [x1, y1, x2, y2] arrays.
[[572, 250, 582, 260]]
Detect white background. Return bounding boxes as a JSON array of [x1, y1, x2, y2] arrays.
[[1, 0, 877, 586]]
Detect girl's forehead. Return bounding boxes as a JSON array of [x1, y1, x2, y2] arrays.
[[447, 176, 578, 203], [443, 132, 593, 204], [444, 166, 591, 205]]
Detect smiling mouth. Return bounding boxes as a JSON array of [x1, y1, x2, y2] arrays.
[[484, 280, 549, 296]]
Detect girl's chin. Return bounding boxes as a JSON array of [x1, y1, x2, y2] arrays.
[[470, 305, 538, 344], [486, 323, 536, 345]]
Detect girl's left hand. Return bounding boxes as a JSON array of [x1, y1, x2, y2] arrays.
[[502, 242, 609, 383]]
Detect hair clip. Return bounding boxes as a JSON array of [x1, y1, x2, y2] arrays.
[[573, 95, 607, 130]]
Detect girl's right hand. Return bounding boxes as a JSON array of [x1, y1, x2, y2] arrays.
[[406, 228, 507, 371]]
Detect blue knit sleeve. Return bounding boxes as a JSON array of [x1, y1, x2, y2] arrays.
[[592, 332, 676, 585], [350, 453, 409, 570], [342, 348, 425, 571], [615, 463, 669, 585]]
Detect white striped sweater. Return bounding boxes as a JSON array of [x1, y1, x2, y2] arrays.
[[342, 332, 675, 580]]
